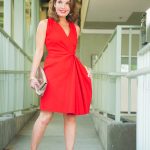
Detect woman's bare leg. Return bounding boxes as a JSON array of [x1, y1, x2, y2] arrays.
[[63, 113, 77, 150], [30, 111, 53, 150]]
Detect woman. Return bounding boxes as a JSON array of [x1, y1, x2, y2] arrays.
[[29, 0, 92, 149]]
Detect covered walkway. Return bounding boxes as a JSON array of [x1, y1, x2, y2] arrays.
[[4, 111, 104, 150], [1, 0, 150, 150]]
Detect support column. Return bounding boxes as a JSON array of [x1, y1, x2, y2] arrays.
[[13, 0, 24, 48], [24, 0, 40, 57], [3, 0, 12, 36]]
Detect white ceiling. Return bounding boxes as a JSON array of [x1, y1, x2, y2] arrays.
[[86, 0, 150, 22]]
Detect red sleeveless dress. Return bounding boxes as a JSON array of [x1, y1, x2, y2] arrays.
[[40, 18, 92, 115]]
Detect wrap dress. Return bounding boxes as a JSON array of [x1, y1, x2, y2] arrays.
[[40, 18, 92, 115]]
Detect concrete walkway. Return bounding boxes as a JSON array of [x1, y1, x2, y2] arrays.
[[5, 111, 104, 150]]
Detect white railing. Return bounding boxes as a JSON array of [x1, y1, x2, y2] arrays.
[[92, 25, 140, 121], [0, 27, 38, 115], [127, 43, 150, 150]]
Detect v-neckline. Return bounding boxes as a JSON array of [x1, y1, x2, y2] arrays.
[[56, 20, 71, 38]]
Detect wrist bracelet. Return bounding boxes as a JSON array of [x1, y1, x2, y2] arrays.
[[29, 76, 36, 81]]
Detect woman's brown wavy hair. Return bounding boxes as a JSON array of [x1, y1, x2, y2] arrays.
[[48, 0, 78, 22]]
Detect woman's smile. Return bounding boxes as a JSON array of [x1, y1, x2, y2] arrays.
[[59, 9, 67, 13], [55, 0, 70, 17]]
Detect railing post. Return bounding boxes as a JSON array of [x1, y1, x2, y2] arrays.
[[128, 28, 132, 114], [115, 26, 122, 122]]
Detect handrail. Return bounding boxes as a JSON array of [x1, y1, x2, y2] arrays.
[[0, 27, 32, 62], [94, 29, 117, 65], [127, 67, 150, 78], [92, 71, 126, 77], [0, 70, 30, 74], [94, 25, 141, 66], [92, 67, 150, 78], [0, 106, 38, 117], [92, 67, 150, 79], [138, 43, 150, 55]]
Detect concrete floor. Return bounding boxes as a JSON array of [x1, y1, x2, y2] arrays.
[[5, 111, 104, 150]]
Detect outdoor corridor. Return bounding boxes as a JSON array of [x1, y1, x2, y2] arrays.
[[4, 111, 104, 150], [1, 0, 150, 150]]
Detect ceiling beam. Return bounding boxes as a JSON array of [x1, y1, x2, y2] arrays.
[[81, 0, 89, 29]]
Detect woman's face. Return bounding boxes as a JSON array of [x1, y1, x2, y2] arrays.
[[54, 0, 71, 17]]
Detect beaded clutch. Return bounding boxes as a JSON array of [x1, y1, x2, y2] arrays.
[[34, 66, 47, 96]]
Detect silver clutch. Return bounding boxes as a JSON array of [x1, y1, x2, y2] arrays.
[[35, 66, 47, 96]]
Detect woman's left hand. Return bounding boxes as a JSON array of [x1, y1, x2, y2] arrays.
[[84, 65, 92, 78]]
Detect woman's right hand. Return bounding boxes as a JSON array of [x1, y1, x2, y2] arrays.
[[29, 77, 40, 89]]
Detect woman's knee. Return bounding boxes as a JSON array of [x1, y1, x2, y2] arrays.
[[39, 111, 53, 125], [63, 113, 76, 122]]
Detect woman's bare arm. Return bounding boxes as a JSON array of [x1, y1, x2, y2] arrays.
[[74, 24, 80, 39], [29, 19, 48, 79]]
